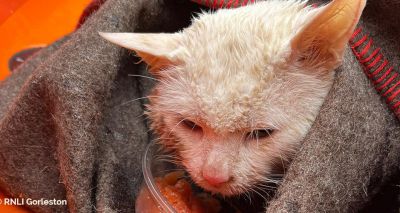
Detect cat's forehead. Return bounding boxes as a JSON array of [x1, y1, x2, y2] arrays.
[[175, 3, 306, 128], [179, 1, 310, 69], [163, 2, 315, 131], [176, 1, 313, 90]]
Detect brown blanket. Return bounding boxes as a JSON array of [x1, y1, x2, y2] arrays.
[[0, 0, 399, 212]]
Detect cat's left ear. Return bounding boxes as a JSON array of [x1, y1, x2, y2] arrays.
[[290, 0, 366, 70], [99, 32, 182, 76]]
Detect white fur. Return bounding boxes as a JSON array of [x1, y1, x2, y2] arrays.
[[100, 0, 366, 197], [147, 1, 333, 195]]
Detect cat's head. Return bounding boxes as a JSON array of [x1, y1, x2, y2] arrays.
[[100, 0, 365, 196]]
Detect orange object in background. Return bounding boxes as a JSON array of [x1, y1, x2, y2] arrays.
[[0, 0, 92, 81], [0, 193, 31, 213], [0, 0, 92, 211]]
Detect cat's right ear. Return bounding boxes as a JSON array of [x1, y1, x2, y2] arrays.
[[290, 0, 366, 70], [99, 32, 183, 77]]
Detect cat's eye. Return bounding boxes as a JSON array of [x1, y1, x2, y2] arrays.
[[182, 119, 202, 132], [246, 129, 274, 140]]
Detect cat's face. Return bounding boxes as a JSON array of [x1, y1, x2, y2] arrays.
[[101, 0, 365, 195], [145, 61, 332, 195]]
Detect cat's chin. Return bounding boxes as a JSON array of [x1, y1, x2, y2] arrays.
[[194, 180, 246, 196]]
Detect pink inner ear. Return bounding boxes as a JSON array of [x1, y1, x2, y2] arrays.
[[136, 51, 179, 76], [99, 32, 183, 74], [291, 0, 366, 69]]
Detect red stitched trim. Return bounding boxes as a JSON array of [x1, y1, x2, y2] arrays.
[[348, 27, 400, 119], [352, 35, 368, 48], [226, 0, 233, 8], [377, 73, 398, 91], [374, 66, 394, 84], [205, 0, 210, 7], [234, 0, 239, 7], [384, 80, 400, 97], [351, 27, 362, 42], [392, 101, 400, 110], [242, 0, 249, 6], [212, 0, 218, 8], [388, 87, 400, 102], [251, 0, 255, 3], [360, 48, 380, 63], [358, 39, 373, 58], [219, 0, 225, 8], [366, 54, 382, 69], [371, 60, 388, 77]]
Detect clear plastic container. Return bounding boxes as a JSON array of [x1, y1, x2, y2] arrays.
[[135, 141, 177, 213], [135, 141, 265, 213]]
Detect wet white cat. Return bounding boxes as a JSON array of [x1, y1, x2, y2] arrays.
[[100, 0, 365, 196]]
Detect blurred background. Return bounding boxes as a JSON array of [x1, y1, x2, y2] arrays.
[[0, 0, 92, 81]]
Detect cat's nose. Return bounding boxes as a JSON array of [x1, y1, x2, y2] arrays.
[[202, 171, 231, 187]]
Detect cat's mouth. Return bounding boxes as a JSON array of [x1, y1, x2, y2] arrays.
[[189, 170, 282, 197], [192, 177, 248, 196]]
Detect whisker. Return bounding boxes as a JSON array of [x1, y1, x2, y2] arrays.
[[256, 183, 278, 190], [128, 74, 160, 82], [157, 168, 187, 174], [113, 97, 148, 108], [167, 118, 186, 138], [269, 173, 284, 178], [262, 179, 281, 185], [154, 155, 183, 160], [250, 187, 267, 202]]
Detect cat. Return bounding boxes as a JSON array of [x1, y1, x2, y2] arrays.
[[100, 0, 365, 197]]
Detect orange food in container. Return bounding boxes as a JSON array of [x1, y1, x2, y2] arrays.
[[136, 142, 227, 213]]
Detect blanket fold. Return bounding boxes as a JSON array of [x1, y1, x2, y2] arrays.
[[0, 0, 198, 212], [0, 0, 398, 212]]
